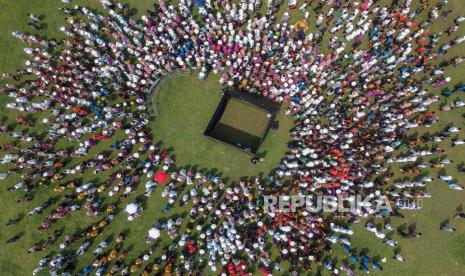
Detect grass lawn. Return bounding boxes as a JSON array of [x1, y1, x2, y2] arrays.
[[219, 98, 271, 138], [151, 72, 293, 180], [0, 0, 464, 276], [209, 96, 274, 152]]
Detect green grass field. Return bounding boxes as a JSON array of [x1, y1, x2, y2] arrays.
[[152, 73, 292, 179], [210, 97, 273, 151], [219, 98, 271, 137], [0, 0, 464, 275]]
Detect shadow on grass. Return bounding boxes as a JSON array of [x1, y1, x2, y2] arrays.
[[209, 122, 261, 150]]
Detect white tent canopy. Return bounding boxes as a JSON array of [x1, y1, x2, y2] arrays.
[[125, 202, 138, 215], [148, 228, 161, 239]]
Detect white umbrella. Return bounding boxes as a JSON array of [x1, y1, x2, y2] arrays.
[[148, 228, 160, 239], [125, 203, 138, 215]]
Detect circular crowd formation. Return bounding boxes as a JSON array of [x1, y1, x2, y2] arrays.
[[1, 0, 465, 275]]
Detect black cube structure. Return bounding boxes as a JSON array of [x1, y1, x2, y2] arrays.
[[204, 88, 279, 154]]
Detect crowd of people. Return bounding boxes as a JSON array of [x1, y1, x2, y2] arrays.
[[1, 0, 464, 275]]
